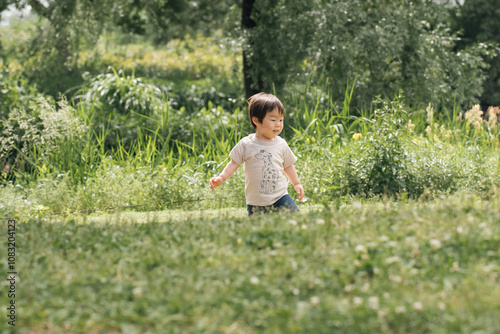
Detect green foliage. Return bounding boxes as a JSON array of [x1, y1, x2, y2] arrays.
[[0, 97, 87, 178], [73, 33, 245, 113], [242, 0, 314, 93], [286, 91, 500, 201], [3, 88, 500, 217], [75, 69, 164, 150], [237, 0, 491, 109], [308, 0, 491, 110], [78, 69, 162, 116], [343, 95, 410, 196], [0, 72, 43, 125], [452, 0, 500, 107], [4, 1, 105, 97], [95, 34, 241, 83], [168, 78, 245, 115], [108, 0, 236, 43], [1, 0, 238, 97]]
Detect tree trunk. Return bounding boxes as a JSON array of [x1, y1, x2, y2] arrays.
[[242, 0, 261, 99]]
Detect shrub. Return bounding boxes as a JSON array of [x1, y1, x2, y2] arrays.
[[0, 72, 44, 127], [340, 95, 410, 196], [96, 34, 240, 83], [0, 97, 87, 177], [168, 79, 245, 115], [75, 69, 164, 150]]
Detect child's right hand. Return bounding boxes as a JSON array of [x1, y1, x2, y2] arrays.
[[210, 176, 224, 190]]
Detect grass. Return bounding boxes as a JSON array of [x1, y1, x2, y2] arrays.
[[10, 193, 500, 333]]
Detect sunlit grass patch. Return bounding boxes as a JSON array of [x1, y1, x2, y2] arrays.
[[14, 193, 500, 333]]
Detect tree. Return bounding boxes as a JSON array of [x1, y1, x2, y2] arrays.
[[241, 0, 314, 99], [241, 0, 258, 99], [452, 0, 500, 107], [239, 0, 489, 109]]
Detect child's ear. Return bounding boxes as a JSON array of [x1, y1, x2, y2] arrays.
[[252, 116, 260, 126]]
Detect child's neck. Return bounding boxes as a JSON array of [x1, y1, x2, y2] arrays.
[[254, 132, 276, 142]]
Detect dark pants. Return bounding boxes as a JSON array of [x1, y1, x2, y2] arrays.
[[247, 194, 299, 216]]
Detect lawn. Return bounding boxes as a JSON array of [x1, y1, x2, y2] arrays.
[[10, 193, 500, 333]]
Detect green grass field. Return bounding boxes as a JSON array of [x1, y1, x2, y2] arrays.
[[8, 193, 499, 333]]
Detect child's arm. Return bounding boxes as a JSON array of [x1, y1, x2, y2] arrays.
[[284, 164, 304, 201], [210, 159, 240, 190]]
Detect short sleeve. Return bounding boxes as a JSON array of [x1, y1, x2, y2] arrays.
[[229, 140, 245, 165], [282, 142, 297, 168]]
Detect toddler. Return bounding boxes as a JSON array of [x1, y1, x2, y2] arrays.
[[210, 93, 304, 216]]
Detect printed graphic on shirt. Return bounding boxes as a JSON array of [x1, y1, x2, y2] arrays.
[[255, 149, 279, 194]]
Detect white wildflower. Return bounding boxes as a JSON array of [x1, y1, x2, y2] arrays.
[[385, 256, 400, 264], [353, 297, 363, 307], [430, 239, 442, 250], [426, 103, 434, 124], [487, 106, 499, 128], [250, 276, 260, 285], [413, 301, 423, 312], [395, 305, 407, 314], [389, 275, 402, 283], [316, 218, 325, 225], [368, 296, 379, 310], [355, 244, 367, 253], [379, 235, 389, 242], [132, 287, 143, 297]]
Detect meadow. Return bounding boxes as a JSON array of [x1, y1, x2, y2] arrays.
[[6, 194, 500, 333], [1, 34, 500, 333]]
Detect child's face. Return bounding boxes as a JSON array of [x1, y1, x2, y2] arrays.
[[253, 108, 284, 141]]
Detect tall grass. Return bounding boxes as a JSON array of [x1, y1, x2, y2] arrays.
[[2, 74, 500, 218]]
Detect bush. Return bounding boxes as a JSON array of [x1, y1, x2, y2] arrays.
[[340, 95, 410, 196], [96, 34, 240, 82], [300, 94, 500, 201], [0, 97, 87, 177], [168, 79, 245, 115], [0, 72, 44, 126], [75, 69, 165, 150]]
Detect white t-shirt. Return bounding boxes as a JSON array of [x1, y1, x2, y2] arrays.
[[229, 134, 297, 206]]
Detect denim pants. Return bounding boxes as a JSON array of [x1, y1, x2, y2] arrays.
[[247, 194, 299, 216]]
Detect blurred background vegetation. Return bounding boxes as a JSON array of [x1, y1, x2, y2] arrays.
[[1, 0, 499, 107], [1, 0, 500, 215]]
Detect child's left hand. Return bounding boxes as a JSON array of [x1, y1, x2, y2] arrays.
[[294, 184, 304, 202]]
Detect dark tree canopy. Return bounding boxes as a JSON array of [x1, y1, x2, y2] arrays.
[[452, 0, 500, 107]]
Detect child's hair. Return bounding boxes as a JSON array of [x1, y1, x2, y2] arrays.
[[248, 93, 285, 129]]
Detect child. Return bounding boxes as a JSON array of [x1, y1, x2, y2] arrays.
[[210, 92, 304, 216]]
